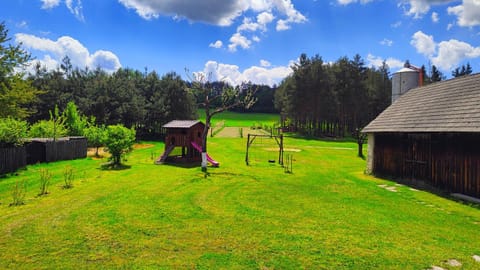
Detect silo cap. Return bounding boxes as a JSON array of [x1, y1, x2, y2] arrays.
[[395, 67, 418, 73]]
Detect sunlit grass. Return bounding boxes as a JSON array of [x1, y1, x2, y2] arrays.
[[1, 136, 480, 269]]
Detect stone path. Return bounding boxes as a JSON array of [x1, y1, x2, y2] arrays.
[[427, 256, 480, 269]]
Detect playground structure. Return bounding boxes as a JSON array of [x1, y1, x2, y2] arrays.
[[156, 120, 219, 167], [245, 134, 284, 166]]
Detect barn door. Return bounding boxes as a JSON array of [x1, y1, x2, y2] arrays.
[[405, 134, 431, 180]]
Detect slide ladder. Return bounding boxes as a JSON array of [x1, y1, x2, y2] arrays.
[[155, 144, 175, 164], [191, 142, 220, 167]]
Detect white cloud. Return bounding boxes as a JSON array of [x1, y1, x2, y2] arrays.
[[238, 17, 262, 32], [447, 0, 480, 27], [117, 0, 306, 27], [402, 0, 454, 18], [431, 39, 480, 70], [447, 23, 454, 30], [209, 40, 223, 49], [260, 59, 271, 67], [380, 38, 393, 46], [117, 1, 305, 51], [431, 11, 439, 23], [257, 11, 275, 25], [196, 60, 293, 87], [409, 31, 480, 70], [228, 33, 252, 52], [276, 19, 290, 31], [366, 54, 404, 69], [41, 0, 61, 9], [15, 33, 121, 73], [41, 0, 84, 21], [411, 31, 436, 56], [65, 0, 85, 21]]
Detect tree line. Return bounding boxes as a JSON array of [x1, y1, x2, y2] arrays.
[[274, 53, 475, 137], [274, 53, 392, 137]]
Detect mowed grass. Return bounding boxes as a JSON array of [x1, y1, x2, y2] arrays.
[[198, 109, 279, 127], [1, 113, 480, 269]]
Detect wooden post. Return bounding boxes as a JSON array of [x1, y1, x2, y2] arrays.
[[278, 134, 284, 165], [245, 134, 250, 165]]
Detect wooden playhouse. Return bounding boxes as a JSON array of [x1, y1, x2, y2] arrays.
[[156, 120, 219, 166]]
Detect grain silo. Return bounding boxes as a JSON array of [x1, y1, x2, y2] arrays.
[[391, 65, 421, 103]]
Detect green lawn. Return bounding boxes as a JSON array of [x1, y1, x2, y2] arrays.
[[1, 135, 480, 269], [198, 109, 280, 127]]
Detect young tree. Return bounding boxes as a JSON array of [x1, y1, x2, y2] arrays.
[[104, 124, 136, 166], [452, 63, 473, 77], [430, 65, 444, 82], [191, 73, 257, 171], [83, 124, 106, 157], [0, 118, 28, 147], [63, 101, 88, 136], [0, 22, 41, 119]]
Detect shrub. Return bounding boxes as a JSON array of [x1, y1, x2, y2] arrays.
[[29, 120, 68, 139], [38, 168, 51, 196], [104, 125, 136, 166], [63, 165, 74, 189], [10, 179, 27, 206], [0, 118, 28, 147], [83, 125, 106, 157], [29, 106, 67, 139], [63, 101, 88, 136]]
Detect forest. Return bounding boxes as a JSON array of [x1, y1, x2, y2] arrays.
[[1, 22, 474, 139]]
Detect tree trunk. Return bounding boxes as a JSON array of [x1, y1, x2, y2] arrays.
[[201, 114, 211, 172]]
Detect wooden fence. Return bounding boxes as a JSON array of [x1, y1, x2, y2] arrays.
[[26, 137, 87, 164], [373, 133, 480, 198], [0, 146, 27, 175], [1, 137, 87, 174]]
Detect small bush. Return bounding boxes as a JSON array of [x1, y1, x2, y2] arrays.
[[83, 125, 106, 157], [10, 179, 27, 206], [0, 118, 28, 147], [38, 168, 51, 196], [104, 125, 136, 166], [63, 165, 74, 189], [29, 120, 68, 139]]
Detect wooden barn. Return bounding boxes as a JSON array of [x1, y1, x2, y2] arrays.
[[363, 73, 480, 198], [156, 120, 205, 164]]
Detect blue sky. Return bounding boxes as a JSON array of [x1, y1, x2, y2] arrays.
[[2, 0, 480, 86]]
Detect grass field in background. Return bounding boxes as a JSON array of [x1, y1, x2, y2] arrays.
[[1, 113, 480, 269], [197, 109, 279, 127]]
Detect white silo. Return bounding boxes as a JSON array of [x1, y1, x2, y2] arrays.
[[391, 67, 419, 103]]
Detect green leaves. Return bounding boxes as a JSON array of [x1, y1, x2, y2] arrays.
[[104, 124, 136, 166], [0, 118, 28, 147]]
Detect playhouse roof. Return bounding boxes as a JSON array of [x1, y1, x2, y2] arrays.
[[363, 73, 480, 133], [162, 120, 204, 129]]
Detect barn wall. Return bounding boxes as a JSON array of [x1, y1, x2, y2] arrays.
[[373, 133, 480, 198]]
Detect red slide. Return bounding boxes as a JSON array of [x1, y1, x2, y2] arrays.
[[191, 142, 220, 167]]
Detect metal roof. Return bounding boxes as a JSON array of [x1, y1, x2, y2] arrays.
[[363, 73, 480, 133], [162, 120, 204, 129]]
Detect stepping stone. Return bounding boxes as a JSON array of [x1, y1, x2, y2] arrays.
[[428, 266, 445, 270], [446, 259, 462, 267], [473, 255, 480, 262]]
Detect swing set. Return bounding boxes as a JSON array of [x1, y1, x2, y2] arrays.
[[245, 134, 284, 166]]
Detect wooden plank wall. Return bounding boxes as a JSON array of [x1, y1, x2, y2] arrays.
[[374, 133, 480, 198], [0, 146, 27, 175]]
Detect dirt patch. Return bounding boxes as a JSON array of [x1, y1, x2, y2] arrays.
[[263, 147, 301, 152], [215, 127, 269, 138], [133, 143, 154, 150], [87, 147, 108, 159]]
